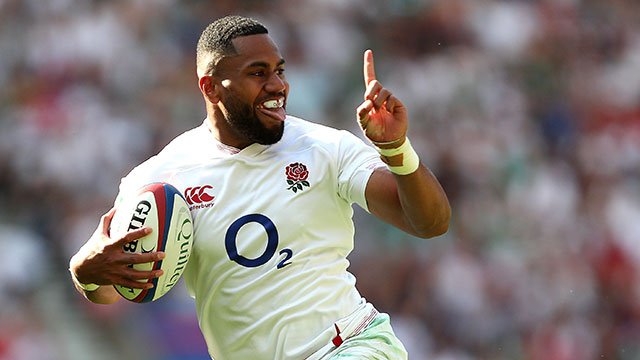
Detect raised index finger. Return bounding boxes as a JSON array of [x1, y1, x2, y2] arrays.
[[363, 49, 376, 86]]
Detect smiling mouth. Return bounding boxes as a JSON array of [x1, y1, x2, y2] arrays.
[[257, 97, 286, 122], [258, 98, 284, 109]]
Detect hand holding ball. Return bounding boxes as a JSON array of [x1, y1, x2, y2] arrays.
[[110, 183, 193, 303]]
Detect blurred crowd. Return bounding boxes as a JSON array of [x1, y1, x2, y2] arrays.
[[1, 0, 639, 359]]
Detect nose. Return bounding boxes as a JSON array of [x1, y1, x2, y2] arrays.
[[265, 72, 286, 93]]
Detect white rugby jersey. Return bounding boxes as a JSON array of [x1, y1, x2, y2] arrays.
[[116, 116, 385, 359]]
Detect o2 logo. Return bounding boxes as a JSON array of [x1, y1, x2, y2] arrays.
[[225, 214, 292, 269]]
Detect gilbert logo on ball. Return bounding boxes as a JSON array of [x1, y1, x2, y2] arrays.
[[110, 182, 193, 303]]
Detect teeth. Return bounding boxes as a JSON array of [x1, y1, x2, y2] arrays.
[[262, 99, 283, 109]]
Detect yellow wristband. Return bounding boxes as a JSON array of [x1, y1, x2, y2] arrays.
[[376, 137, 420, 175]]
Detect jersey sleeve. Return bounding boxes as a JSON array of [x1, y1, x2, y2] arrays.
[[113, 155, 177, 208], [113, 160, 157, 208], [336, 130, 385, 212], [112, 122, 208, 207]]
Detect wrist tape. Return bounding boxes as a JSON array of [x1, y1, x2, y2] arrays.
[[375, 137, 420, 175]]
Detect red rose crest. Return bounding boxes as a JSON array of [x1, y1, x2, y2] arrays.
[[286, 162, 310, 193]]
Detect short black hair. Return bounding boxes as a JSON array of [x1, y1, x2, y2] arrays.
[[196, 15, 268, 76]]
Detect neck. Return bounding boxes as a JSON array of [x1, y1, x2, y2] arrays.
[[206, 104, 252, 149]]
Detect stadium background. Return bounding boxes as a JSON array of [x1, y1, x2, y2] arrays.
[[1, 0, 640, 359]]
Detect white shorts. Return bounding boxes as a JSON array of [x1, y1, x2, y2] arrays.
[[307, 306, 408, 360]]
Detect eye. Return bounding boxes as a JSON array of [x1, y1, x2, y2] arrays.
[[250, 70, 265, 76], [276, 68, 285, 75]]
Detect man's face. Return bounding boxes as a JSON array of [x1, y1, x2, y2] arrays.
[[214, 34, 289, 146]]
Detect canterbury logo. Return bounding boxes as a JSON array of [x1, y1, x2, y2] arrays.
[[184, 185, 215, 205]]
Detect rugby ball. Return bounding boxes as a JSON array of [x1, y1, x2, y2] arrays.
[[110, 182, 193, 303]]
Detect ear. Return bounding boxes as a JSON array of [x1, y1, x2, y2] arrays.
[[199, 75, 219, 103]]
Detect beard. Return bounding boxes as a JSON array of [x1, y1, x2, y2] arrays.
[[222, 92, 285, 145]]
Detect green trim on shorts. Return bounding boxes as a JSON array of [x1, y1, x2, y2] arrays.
[[324, 313, 408, 360]]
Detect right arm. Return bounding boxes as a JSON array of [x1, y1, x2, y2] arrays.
[[68, 208, 165, 304]]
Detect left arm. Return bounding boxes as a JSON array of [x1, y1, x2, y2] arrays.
[[357, 50, 450, 238]]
